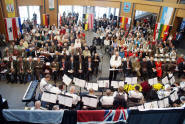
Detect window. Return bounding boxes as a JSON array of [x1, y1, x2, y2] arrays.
[[135, 10, 147, 17], [19, 6, 41, 24], [59, 5, 73, 16], [73, 6, 83, 21], [115, 8, 119, 16], [95, 6, 109, 19], [180, 0, 185, 4]]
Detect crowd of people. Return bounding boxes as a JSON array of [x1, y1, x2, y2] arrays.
[[0, 12, 185, 110]]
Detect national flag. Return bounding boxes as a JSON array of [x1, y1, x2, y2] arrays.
[[88, 14, 94, 30], [43, 14, 49, 27], [158, 24, 164, 40], [161, 25, 168, 38], [160, 7, 173, 25], [12, 17, 17, 40], [153, 23, 158, 40], [43, 14, 46, 25], [121, 17, 125, 28], [124, 17, 128, 30], [77, 110, 129, 124], [4, 18, 14, 41], [17, 17, 22, 34], [162, 25, 170, 41]]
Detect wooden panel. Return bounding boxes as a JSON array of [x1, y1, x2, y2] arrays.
[[120, 2, 133, 17], [135, 4, 160, 13], [60, 0, 120, 8], [17, 0, 43, 6], [45, 0, 58, 25], [163, 0, 178, 3], [176, 9, 185, 18]]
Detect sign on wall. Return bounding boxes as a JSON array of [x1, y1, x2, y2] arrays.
[[49, 0, 54, 10], [123, 2, 131, 13], [5, 0, 15, 17]]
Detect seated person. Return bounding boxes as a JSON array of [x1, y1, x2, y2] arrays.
[[157, 84, 171, 99], [113, 86, 127, 109], [40, 74, 53, 93], [52, 105, 60, 110], [65, 86, 80, 107], [31, 101, 44, 110], [100, 89, 114, 107], [128, 86, 144, 103], [180, 96, 185, 107]]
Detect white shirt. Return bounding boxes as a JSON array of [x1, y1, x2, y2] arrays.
[[65, 93, 80, 105], [74, 41, 81, 48], [40, 78, 52, 92], [100, 96, 114, 106], [128, 90, 143, 100], [110, 55, 122, 68], [113, 91, 128, 101]]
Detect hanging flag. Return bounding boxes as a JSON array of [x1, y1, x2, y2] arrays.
[[123, 2, 131, 13], [124, 17, 128, 30], [121, 17, 125, 28], [43, 14, 46, 25], [4, 18, 14, 41], [42, 14, 49, 27], [12, 18, 17, 40], [5, 0, 15, 18], [88, 14, 94, 30], [160, 7, 173, 25], [155, 23, 161, 40], [153, 23, 158, 40], [158, 24, 164, 40], [77, 110, 129, 124], [17, 17, 22, 34], [163, 25, 170, 41], [161, 25, 168, 38]]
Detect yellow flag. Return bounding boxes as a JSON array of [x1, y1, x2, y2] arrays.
[[122, 17, 125, 28], [161, 25, 167, 38], [43, 14, 46, 25], [5, 0, 15, 17]]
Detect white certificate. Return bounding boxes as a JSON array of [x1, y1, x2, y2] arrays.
[[163, 98, 169, 107], [92, 83, 99, 91], [82, 96, 98, 108], [162, 76, 169, 85], [144, 102, 152, 109], [62, 74, 72, 86], [137, 105, 144, 110], [129, 106, 138, 110], [170, 91, 178, 102], [75, 78, 86, 88], [151, 101, 158, 109], [132, 77, 137, 85]]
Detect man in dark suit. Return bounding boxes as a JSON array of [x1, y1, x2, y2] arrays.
[[67, 56, 76, 78], [178, 61, 185, 78], [147, 57, 156, 78], [85, 57, 93, 81], [25, 56, 34, 82], [34, 58, 44, 81], [59, 57, 67, 80], [141, 58, 148, 81], [6, 57, 17, 83], [17, 57, 26, 83], [75, 56, 85, 79], [92, 53, 100, 76], [123, 57, 132, 77]]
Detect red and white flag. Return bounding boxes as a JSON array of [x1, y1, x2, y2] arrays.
[[4, 18, 14, 41]]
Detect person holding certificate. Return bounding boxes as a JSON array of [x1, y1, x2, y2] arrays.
[[109, 51, 122, 86]]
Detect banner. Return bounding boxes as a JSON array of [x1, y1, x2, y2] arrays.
[[49, 0, 54, 10], [160, 7, 173, 25], [4, 17, 22, 41], [123, 2, 131, 13], [5, 0, 15, 18]]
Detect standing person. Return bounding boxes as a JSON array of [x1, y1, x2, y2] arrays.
[[109, 51, 122, 86], [6, 57, 17, 83], [147, 57, 156, 78], [155, 59, 162, 78], [34, 58, 44, 81], [17, 57, 26, 83], [85, 57, 93, 81], [92, 53, 100, 76]]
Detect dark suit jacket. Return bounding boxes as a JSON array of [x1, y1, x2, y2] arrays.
[[147, 61, 156, 72], [123, 61, 132, 71]]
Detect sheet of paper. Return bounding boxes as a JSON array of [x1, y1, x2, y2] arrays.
[[162, 76, 169, 85], [58, 95, 73, 107], [49, 87, 61, 94], [62, 74, 72, 86], [125, 77, 132, 84], [98, 80, 104, 88], [144, 102, 152, 109], [76, 78, 86, 88], [137, 105, 144, 110], [104, 80, 109, 88], [86, 83, 93, 90], [158, 100, 165, 108], [82, 96, 98, 108], [92, 83, 99, 91], [170, 76, 175, 85], [151, 101, 158, 109], [148, 79, 154, 86], [119, 81, 124, 87], [41, 92, 57, 104], [132, 77, 137, 85], [163, 98, 169, 107], [153, 77, 158, 85], [170, 91, 178, 102], [111, 81, 119, 88], [129, 107, 138, 110]]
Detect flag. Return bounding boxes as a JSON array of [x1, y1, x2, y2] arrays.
[[4, 18, 14, 41], [43, 14, 49, 27], [77, 110, 129, 124], [88, 14, 94, 30], [158, 24, 164, 40], [121, 17, 125, 28], [161, 25, 168, 38], [160, 7, 173, 25], [4, 17, 22, 41], [5, 0, 15, 17], [153, 23, 158, 40], [124, 17, 128, 30], [162, 25, 170, 41]]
